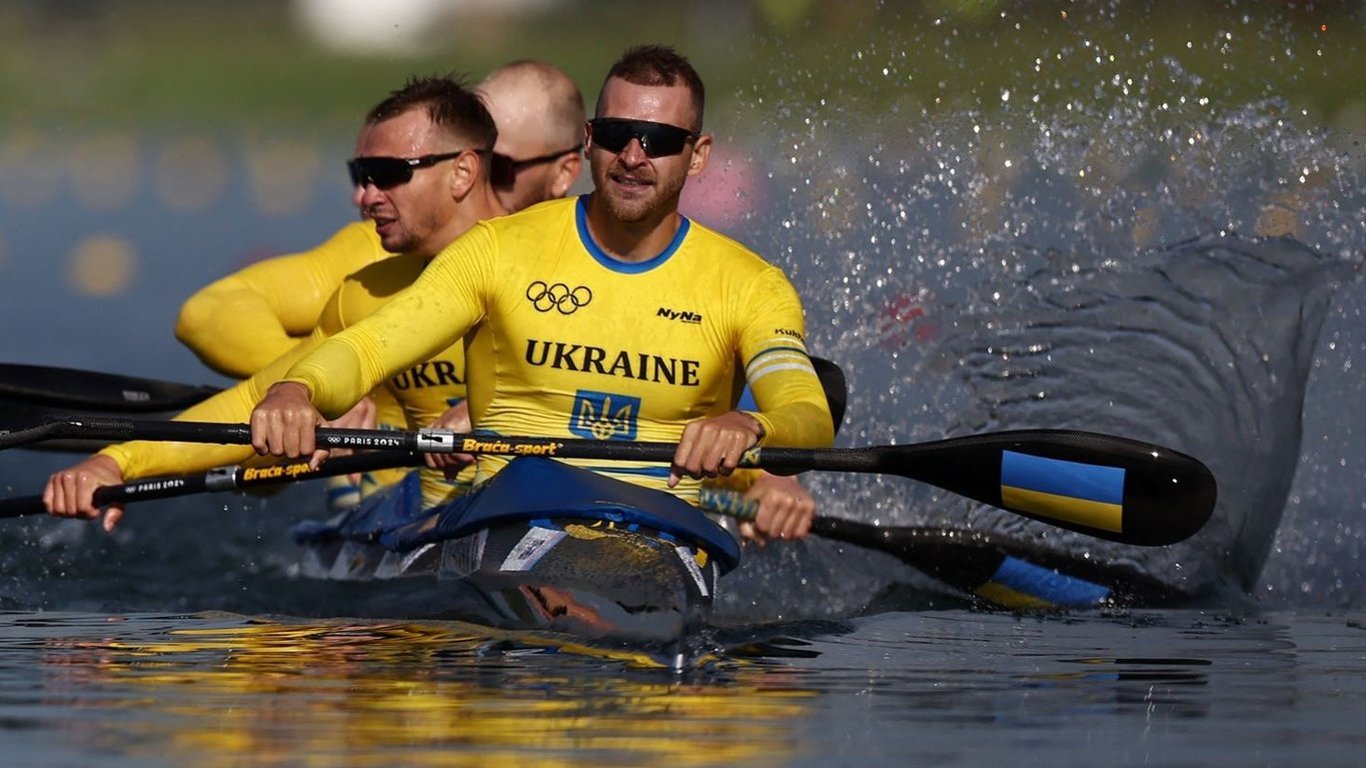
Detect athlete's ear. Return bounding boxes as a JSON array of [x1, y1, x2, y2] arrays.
[[449, 149, 481, 200], [551, 151, 582, 198], [687, 133, 712, 178]]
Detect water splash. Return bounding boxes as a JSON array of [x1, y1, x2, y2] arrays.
[[928, 235, 1349, 595], [709, 4, 1365, 609]]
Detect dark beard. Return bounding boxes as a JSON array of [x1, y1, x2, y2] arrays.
[[594, 171, 686, 226]]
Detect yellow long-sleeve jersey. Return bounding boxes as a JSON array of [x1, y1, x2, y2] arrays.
[[103, 252, 471, 509], [175, 221, 391, 378], [282, 195, 834, 503]]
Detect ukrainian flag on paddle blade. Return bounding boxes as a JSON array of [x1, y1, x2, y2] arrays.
[[999, 451, 1125, 534]]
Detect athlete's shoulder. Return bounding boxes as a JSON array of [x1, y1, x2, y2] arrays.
[[324, 251, 427, 330], [681, 217, 780, 277], [317, 220, 386, 259], [487, 195, 579, 230], [462, 196, 580, 260], [340, 251, 425, 299]]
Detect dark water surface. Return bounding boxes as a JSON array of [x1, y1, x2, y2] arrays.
[[1, 609, 1363, 767], [2, 2, 1364, 766]]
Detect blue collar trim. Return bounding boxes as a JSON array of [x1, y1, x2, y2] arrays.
[[575, 195, 690, 274]]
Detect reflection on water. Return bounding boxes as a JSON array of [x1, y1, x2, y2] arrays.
[[748, 610, 1364, 766], [8, 613, 809, 767], [5, 610, 1363, 766]]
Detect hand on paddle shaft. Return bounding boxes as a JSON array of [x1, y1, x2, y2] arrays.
[[424, 400, 476, 478], [668, 410, 766, 489], [253, 381, 767, 487], [44, 454, 127, 532], [736, 472, 816, 542], [250, 382, 330, 464]]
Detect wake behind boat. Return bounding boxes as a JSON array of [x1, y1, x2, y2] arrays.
[[289, 456, 741, 649]]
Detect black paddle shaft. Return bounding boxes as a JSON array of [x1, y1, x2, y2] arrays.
[[0, 418, 1217, 547], [0, 451, 426, 518]]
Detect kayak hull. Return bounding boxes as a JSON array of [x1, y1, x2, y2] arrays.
[[293, 457, 731, 647], [298, 518, 717, 645]]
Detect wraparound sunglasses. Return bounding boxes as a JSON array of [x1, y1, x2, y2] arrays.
[[588, 118, 700, 157], [347, 149, 488, 189], [490, 144, 583, 188]]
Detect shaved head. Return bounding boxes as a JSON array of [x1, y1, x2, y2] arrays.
[[476, 60, 587, 212], [478, 59, 585, 156]]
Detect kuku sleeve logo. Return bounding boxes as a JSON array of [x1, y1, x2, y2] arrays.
[[526, 281, 593, 314]]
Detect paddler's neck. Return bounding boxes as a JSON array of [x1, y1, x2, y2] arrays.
[[418, 185, 508, 262], [584, 192, 683, 263]]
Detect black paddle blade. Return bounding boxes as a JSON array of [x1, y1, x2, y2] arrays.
[[0, 362, 220, 411], [0, 401, 188, 452], [0, 417, 251, 451], [811, 356, 847, 435], [868, 430, 1217, 546], [809, 518, 1189, 607]]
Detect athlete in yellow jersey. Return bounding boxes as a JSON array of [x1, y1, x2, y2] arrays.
[[174, 60, 586, 379], [172, 60, 589, 510], [43, 76, 508, 528], [250, 46, 834, 520], [278, 194, 829, 503]]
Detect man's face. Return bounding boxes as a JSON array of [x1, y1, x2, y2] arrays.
[[588, 78, 708, 225], [484, 91, 581, 213], [350, 108, 462, 257]]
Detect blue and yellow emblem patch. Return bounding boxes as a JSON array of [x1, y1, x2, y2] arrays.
[[570, 390, 641, 440]]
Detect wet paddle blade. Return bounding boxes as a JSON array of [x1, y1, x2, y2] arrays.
[[862, 430, 1217, 546]]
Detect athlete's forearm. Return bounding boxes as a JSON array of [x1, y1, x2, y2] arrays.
[[749, 399, 835, 449], [100, 335, 324, 478]]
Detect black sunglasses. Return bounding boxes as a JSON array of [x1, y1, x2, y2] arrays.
[[490, 144, 582, 188], [588, 118, 699, 158], [347, 150, 482, 190]]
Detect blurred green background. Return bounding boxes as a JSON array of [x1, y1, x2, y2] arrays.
[[0, 0, 1361, 377], [2, 0, 1361, 134]]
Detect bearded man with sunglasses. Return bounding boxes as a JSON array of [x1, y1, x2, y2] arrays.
[[246, 45, 835, 542], [44, 76, 511, 529]]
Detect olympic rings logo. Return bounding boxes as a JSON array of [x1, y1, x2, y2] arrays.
[[525, 281, 593, 314]]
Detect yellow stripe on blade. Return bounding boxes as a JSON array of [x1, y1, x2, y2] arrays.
[[1000, 486, 1124, 533], [973, 581, 1057, 610]]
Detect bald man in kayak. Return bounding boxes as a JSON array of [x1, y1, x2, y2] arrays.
[[248, 45, 834, 517], [481, 59, 587, 215]]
